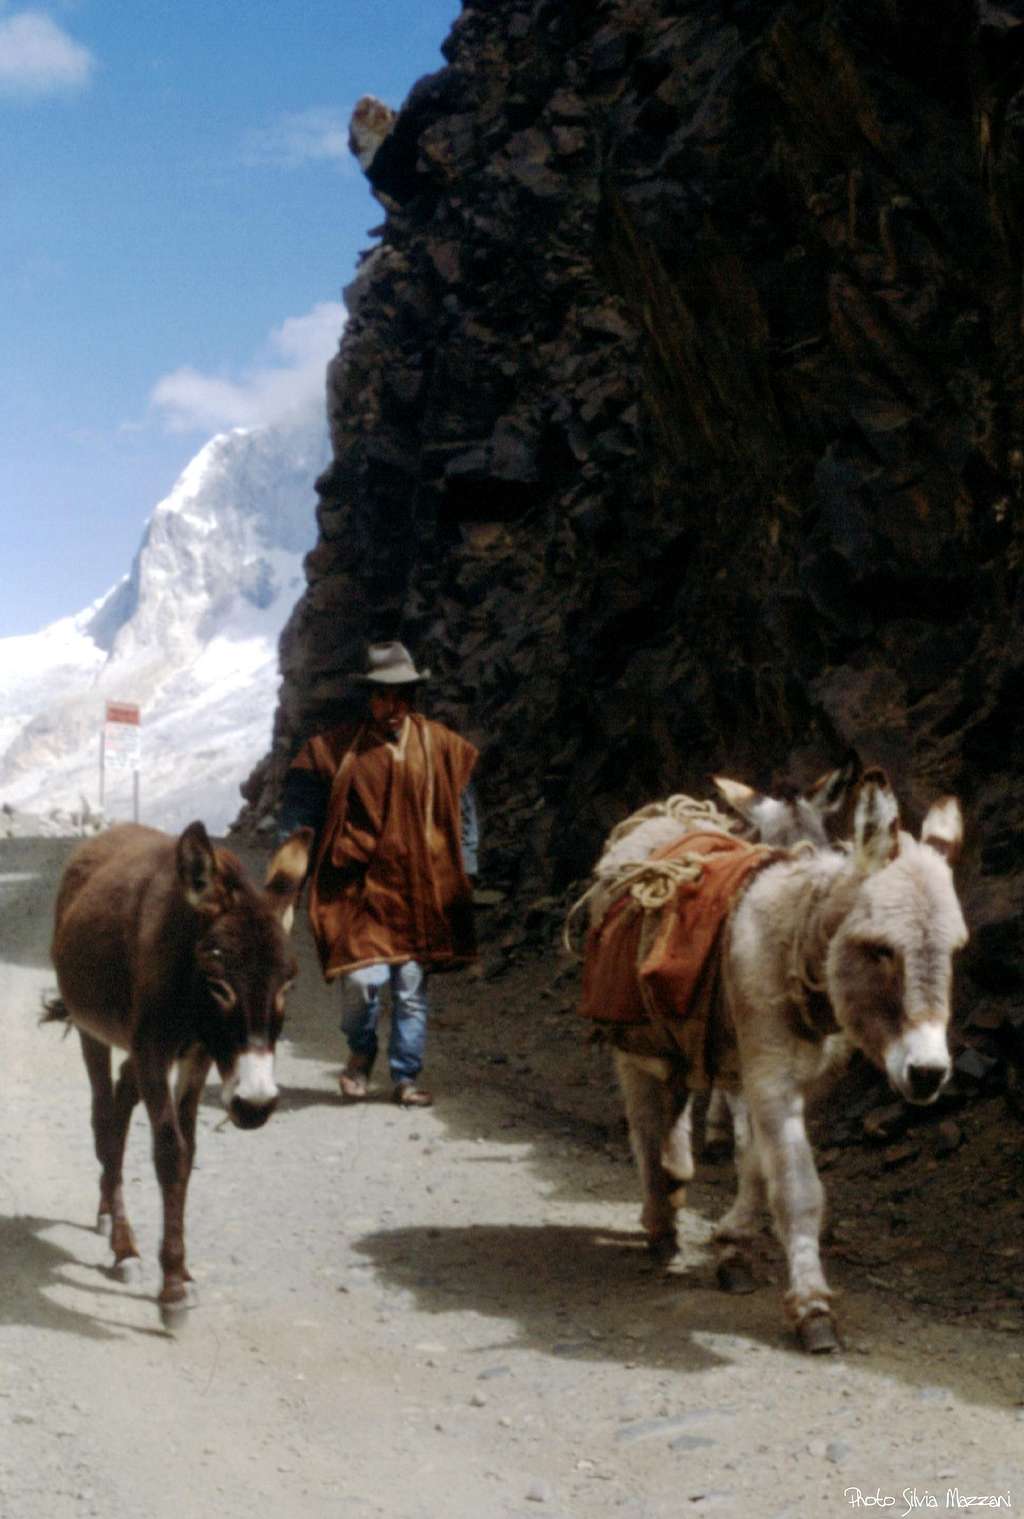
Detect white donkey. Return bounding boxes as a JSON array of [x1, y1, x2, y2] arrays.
[[590, 769, 966, 1352], [590, 759, 860, 1180]]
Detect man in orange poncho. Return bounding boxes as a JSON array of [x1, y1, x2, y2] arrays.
[[279, 642, 479, 1107]]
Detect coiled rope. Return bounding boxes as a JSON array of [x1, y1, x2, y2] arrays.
[[562, 793, 740, 955], [600, 792, 737, 853]]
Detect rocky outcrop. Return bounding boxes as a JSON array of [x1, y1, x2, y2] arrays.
[[245, 0, 1024, 1043]]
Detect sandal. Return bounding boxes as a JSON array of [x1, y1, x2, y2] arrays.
[[393, 1082, 433, 1108], [339, 1064, 370, 1101]]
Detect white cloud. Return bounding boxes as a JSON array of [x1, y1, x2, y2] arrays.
[[149, 302, 345, 434], [0, 11, 95, 96], [241, 107, 354, 170]]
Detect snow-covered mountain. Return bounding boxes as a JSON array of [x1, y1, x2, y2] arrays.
[[0, 419, 326, 834]]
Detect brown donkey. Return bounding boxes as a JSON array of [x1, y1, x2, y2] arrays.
[[45, 820, 313, 1328]]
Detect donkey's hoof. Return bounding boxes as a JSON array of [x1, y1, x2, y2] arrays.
[[113, 1255, 143, 1286], [646, 1231, 678, 1265], [716, 1259, 757, 1294], [158, 1284, 199, 1332], [797, 1311, 839, 1354]]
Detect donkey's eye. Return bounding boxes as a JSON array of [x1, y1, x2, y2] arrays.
[[865, 942, 895, 964]]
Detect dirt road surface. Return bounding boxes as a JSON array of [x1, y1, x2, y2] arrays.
[[2, 835, 1022, 1519]]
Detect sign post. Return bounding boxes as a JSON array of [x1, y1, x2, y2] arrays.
[[100, 701, 141, 822]]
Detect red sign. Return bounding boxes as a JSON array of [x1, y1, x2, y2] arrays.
[[105, 702, 140, 726]]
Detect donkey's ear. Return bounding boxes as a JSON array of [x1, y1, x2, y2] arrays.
[[264, 826, 314, 931], [805, 750, 861, 819], [920, 797, 963, 865], [852, 768, 900, 871], [176, 820, 221, 910], [713, 775, 796, 843], [712, 776, 758, 822]]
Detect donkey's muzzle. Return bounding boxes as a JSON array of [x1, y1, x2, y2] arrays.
[[886, 1022, 951, 1106], [904, 1062, 949, 1104], [221, 1048, 279, 1127], [229, 1094, 278, 1130]]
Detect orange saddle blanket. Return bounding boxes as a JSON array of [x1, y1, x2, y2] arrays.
[[578, 830, 777, 1087]]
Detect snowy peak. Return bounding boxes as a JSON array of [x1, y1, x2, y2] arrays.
[[87, 420, 325, 658], [0, 419, 325, 834]]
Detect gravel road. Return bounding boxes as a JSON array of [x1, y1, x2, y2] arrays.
[[2, 834, 1022, 1519]]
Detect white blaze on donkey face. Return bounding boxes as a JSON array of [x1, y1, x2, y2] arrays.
[[221, 1049, 279, 1128]]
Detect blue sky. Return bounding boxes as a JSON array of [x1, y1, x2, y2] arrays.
[[0, 0, 461, 636]]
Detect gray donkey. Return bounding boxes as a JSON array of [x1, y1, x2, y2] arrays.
[[590, 759, 860, 1185], [594, 768, 966, 1352]]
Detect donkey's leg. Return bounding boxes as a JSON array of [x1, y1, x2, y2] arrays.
[[614, 1052, 686, 1262], [747, 1076, 837, 1352], [702, 1085, 735, 1160], [723, 1090, 751, 1156], [174, 1048, 212, 1180], [106, 1057, 143, 1278], [661, 1092, 696, 1185], [77, 1030, 113, 1231], [136, 1050, 196, 1324], [174, 1048, 212, 1296], [711, 1119, 765, 1294], [78, 1032, 142, 1277], [149, 1048, 213, 1324]]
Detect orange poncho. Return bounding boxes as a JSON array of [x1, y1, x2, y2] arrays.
[[290, 715, 478, 980]]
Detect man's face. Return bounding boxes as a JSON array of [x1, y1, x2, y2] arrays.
[[369, 686, 413, 737]]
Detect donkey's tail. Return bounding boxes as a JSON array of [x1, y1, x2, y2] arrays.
[[39, 992, 71, 1028]]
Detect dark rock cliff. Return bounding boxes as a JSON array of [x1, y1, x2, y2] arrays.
[[243, 0, 1024, 1046]]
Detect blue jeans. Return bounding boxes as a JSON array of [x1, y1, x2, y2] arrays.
[[340, 961, 429, 1086]]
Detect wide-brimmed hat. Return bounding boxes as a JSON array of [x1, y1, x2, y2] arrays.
[[350, 641, 431, 685]]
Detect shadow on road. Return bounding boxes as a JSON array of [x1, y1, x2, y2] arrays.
[[354, 1216, 1022, 1411], [354, 1219, 742, 1375], [0, 1213, 167, 1342]]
